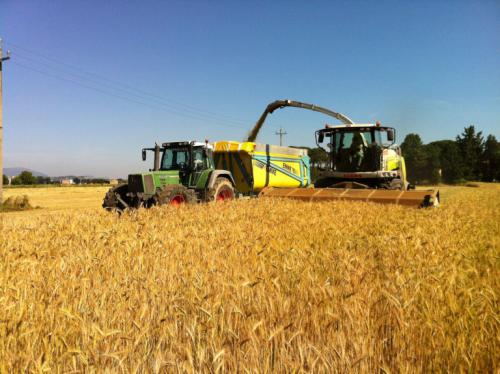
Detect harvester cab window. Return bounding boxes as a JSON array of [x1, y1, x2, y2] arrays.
[[374, 130, 383, 146], [161, 148, 190, 170], [334, 131, 370, 171]]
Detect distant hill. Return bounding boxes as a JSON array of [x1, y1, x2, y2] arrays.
[[4, 167, 48, 177]]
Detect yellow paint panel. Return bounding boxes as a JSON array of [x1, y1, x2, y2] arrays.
[[213, 141, 310, 193]]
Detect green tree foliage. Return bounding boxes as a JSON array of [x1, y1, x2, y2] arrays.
[[401, 134, 427, 183], [429, 140, 464, 184], [456, 126, 484, 180], [11, 171, 37, 185], [308, 147, 329, 168], [35, 176, 52, 184], [423, 143, 442, 184], [308, 147, 329, 182], [481, 135, 500, 182], [2, 174, 8, 185]]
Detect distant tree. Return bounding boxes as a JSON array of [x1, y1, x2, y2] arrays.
[[401, 134, 427, 184], [481, 135, 500, 182], [456, 126, 484, 180], [73, 177, 81, 184], [308, 147, 329, 182], [429, 140, 464, 184], [20, 171, 37, 185], [422, 143, 441, 184], [12, 171, 37, 185], [11, 176, 21, 185], [308, 147, 329, 168], [2, 174, 8, 185], [85, 178, 108, 184], [35, 176, 51, 184]]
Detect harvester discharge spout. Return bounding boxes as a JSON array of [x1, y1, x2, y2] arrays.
[[246, 99, 354, 142]]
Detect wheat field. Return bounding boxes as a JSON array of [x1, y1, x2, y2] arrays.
[[0, 184, 498, 372]]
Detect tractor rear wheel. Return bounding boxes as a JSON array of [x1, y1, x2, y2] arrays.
[[153, 185, 196, 206], [103, 184, 130, 213], [208, 177, 235, 202]]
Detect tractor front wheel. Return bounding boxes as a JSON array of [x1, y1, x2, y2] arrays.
[[208, 178, 235, 202], [102, 184, 130, 213], [153, 185, 196, 206]]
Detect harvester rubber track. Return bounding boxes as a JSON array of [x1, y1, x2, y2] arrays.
[[258, 187, 440, 208]]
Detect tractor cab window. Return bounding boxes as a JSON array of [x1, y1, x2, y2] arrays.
[[192, 147, 207, 171], [161, 148, 190, 170]]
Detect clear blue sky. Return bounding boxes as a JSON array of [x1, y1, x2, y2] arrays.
[[1, 0, 499, 177]]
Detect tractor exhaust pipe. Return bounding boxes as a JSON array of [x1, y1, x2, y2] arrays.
[[154, 143, 161, 171]]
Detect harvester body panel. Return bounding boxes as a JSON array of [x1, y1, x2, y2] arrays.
[[213, 141, 311, 194]]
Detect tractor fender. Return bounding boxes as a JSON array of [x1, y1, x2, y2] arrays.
[[207, 170, 236, 189]]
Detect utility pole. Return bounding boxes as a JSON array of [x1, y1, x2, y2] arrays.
[[275, 126, 287, 146], [0, 39, 11, 204]]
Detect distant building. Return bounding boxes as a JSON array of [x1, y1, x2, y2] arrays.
[[61, 179, 74, 185], [109, 179, 119, 185]]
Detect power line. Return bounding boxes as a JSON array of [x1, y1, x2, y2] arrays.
[[7, 41, 250, 125], [12, 51, 250, 127], [12, 52, 249, 127], [10, 60, 247, 130]]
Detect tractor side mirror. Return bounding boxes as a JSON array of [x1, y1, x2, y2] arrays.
[[387, 129, 395, 142], [142, 149, 147, 161], [318, 133, 324, 143]]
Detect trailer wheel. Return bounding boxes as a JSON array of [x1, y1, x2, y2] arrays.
[[153, 185, 196, 206], [103, 184, 130, 213], [208, 177, 235, 202]]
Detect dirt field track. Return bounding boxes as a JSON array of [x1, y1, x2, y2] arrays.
[[0, 184, 498, 372]]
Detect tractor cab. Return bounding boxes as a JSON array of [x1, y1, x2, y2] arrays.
[[142, 141, 214, 188]]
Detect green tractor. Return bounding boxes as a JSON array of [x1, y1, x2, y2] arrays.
[[103, 141, 236, 212]]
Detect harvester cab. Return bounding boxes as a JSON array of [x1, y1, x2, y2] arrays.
[[315, 123, 410, 190], [102, 141, 236, 212]]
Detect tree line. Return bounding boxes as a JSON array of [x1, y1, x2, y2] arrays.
[[401, 126, 499, 184], [2, 171, 122, 185], [2, 172, 51, 185]]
